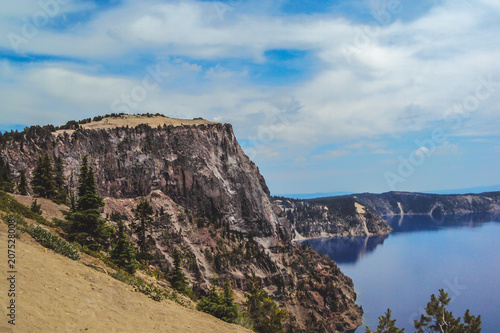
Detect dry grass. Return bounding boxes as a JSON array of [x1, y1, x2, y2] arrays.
[[0, 218, 250, 333], [54, 115, 218, 136]]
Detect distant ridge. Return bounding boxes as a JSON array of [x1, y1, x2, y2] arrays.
[[277, 185, 500, 200], [422, 184, 500, 195], [274, 191, 353, 200]]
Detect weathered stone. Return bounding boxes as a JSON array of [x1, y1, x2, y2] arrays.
[[0, 118, 363, 332]]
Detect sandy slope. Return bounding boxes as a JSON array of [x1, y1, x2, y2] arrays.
[[0, 222, 250, 333], [54, 115, 218, 136]]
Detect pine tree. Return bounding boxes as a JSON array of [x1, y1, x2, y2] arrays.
[[0, 155, 14, 192], [366, 289, 482, 333], [18, 169, 28, 195], [67, 155, 111, 251], [196, 280, 239, 324], [77, 155, 103, 211], [365, 309, 404, 333], [244, 274, 288, 333], [30, 198, 42, 214], [414, 289, 481, 333], [110, 220, 138, 274], [221, 281, 239, 323], [168, 248, 190, 293], [132, 200, 154, 259], [68, 171, 77, 212], [53, 157, 68, 204], [31, 153, 56, 198]]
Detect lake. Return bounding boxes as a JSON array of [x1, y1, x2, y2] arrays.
[[302, 213, 500, 332]]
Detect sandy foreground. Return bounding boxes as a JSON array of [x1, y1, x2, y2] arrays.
[[0, 222, 250, 333]]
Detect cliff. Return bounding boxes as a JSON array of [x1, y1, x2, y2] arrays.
[[0, 115, 362, 332], [274, 196, 392, 239], [353, 191, 500, 216]]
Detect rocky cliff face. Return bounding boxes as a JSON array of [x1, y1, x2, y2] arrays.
[[0, 116, 362, 332], [274, 196, 392, 239], [354, 191, 500, 216]]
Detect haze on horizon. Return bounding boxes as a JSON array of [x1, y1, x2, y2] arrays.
[[0, 0, 499, 195]]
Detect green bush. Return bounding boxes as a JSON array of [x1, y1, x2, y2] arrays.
[[27, 225, 80, 261], [110, 270, 184, 304], [197, 280, 239, 324], [0, 191, 52, 226], [2, 214, 79, 261]]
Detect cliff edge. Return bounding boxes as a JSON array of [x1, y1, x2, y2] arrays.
[[0, 115, 362, 332]]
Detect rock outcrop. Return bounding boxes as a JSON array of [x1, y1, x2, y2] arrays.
[[0, 115, 362, 332], [274, 196, 392, 239], [353, 191, 500, 216]]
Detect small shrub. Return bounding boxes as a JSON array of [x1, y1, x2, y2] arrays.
[[0, 191, 52, 226], [27, 225, 80, 261], [30, 198, 42, 214], [109, 270, 183, 304]]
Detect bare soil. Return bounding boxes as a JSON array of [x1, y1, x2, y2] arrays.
[[54, 115, 218, 136], [0, 222, 250, 333]]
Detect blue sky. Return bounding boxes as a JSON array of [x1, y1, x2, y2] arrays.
[[1, 0, 499, 194]]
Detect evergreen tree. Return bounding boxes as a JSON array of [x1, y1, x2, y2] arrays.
[[30, 198, 42, 214], [67, 155, 111, 251], [77, 155, 103, 211], [414, 289, 481, 333], [18, 169, 28, 195], [53, 157, 68, 204], [197, 280, 239, 323], [132, 200, 154, 259], [0, 155, 14, 192], [168, 248, 190, 293], [221, 281, 239, 323], [366, 289, 481, 333], [365, 309, 404, 333], [68, 171, 77, 212], [244, 274, 288, 333], [110, 220, 138, 274], [31, 153, 56, 198]]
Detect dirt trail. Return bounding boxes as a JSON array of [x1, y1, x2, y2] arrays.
[[0, 222, 250, 333]]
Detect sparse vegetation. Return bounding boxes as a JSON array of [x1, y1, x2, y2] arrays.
[[110, 269, 185, 305], [110, 220, 138, 274], [0, 154, 14, 192], [243, 274, 288, 333], [3, 214, 79, 260], [365, 289, 481, 333], [30, 198, 42, 214], [167, 248, 195, 299], [28, 225, 80, 260], [197, 279, 239, 324], [18, 169, 28, 195], [0, 190, 52, 226], [53, 156, 68, 204], [132, 199, 154, 261], [31, 153, 57, 199], [65, 155, 112, 251]]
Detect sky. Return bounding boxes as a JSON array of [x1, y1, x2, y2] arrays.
[[0, 0, 499, 195]]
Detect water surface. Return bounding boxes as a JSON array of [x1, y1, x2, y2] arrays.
[[302, 213, 500, 332]]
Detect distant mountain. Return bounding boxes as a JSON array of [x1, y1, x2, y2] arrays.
[[277, 185, 500, 199], [422, 185, 500, 195], [274, 191, 353, 200], [276, 190, 500, 218], [353, 191, 500, 216]]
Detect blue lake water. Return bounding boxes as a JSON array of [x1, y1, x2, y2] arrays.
[[302, 213, 500, 332]]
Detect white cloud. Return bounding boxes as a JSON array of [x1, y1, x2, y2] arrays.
[[0, 0, 499, 194], [312, 149, 350, 160], [416, 146, 429, 157], [434, 141, 462, 156]]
